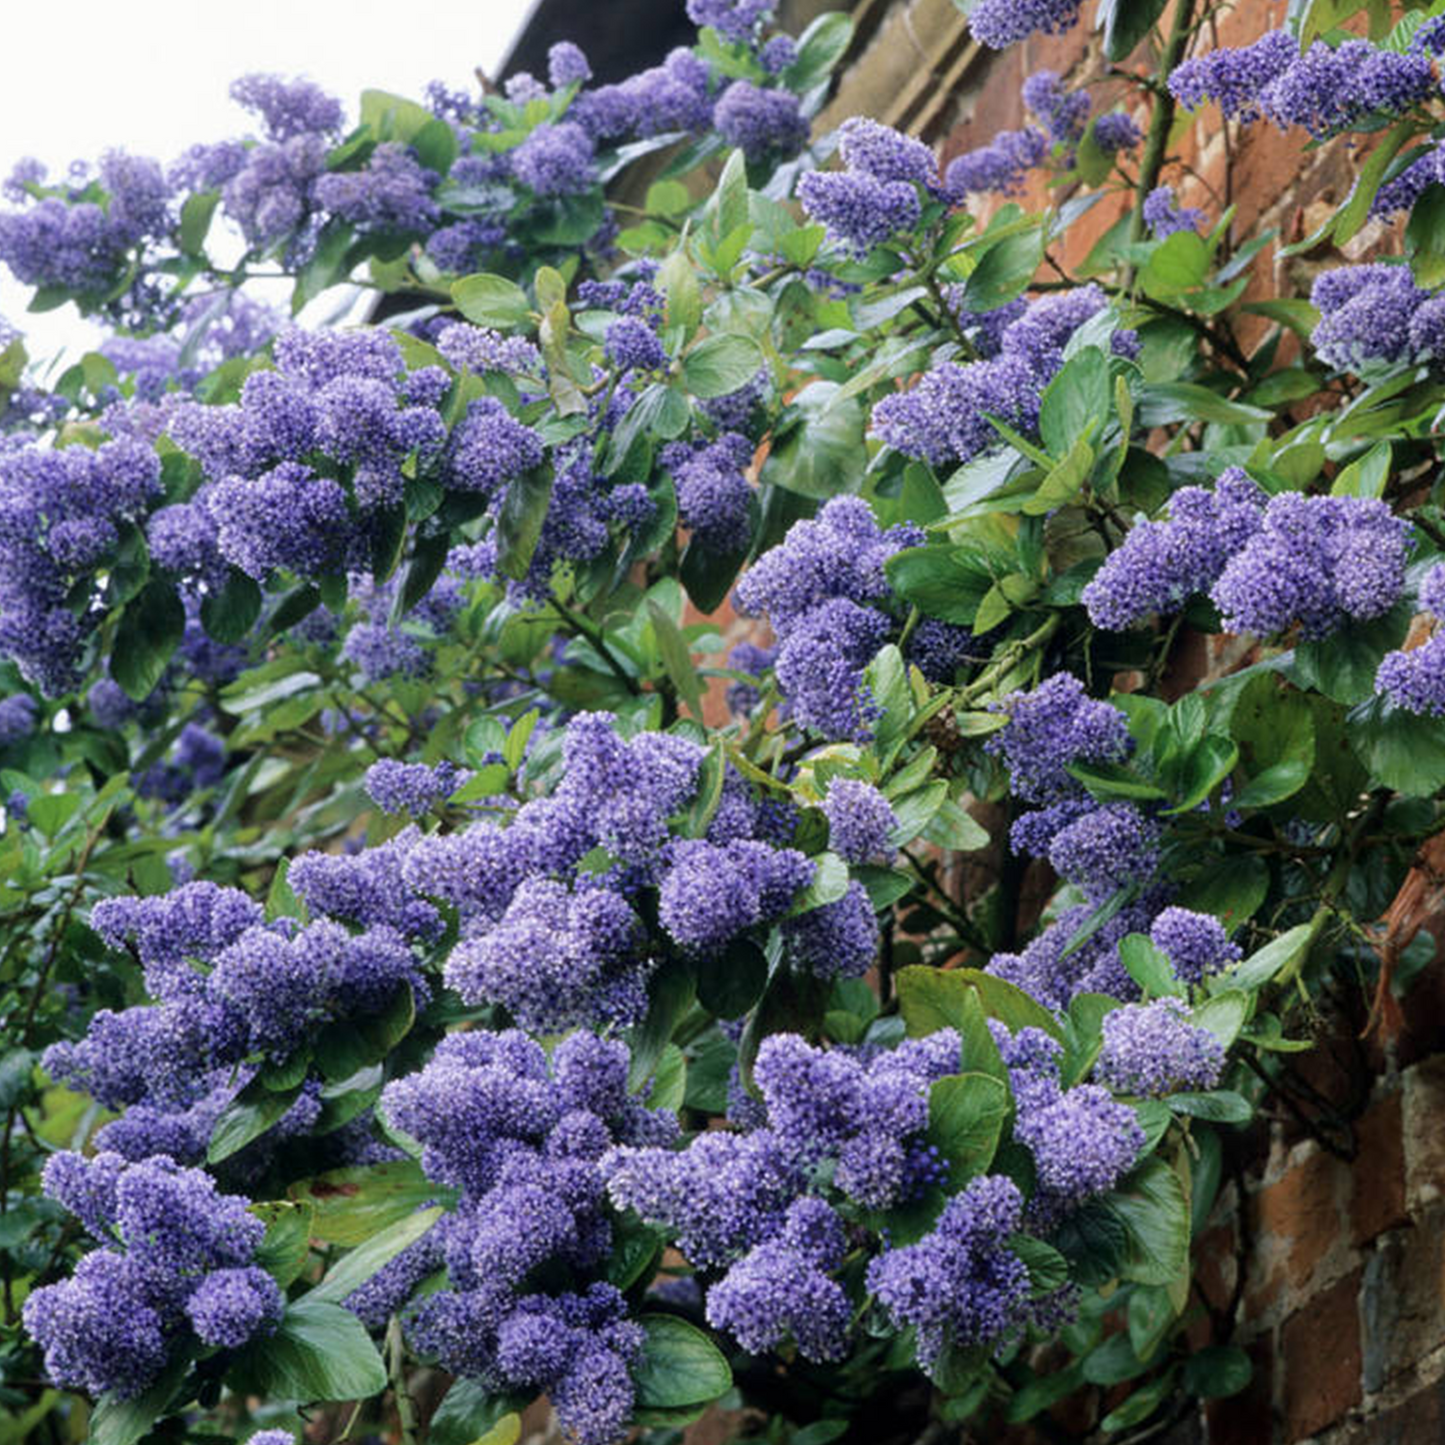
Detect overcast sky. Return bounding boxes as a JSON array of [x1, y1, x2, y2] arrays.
[[0, 0, 538, 365]]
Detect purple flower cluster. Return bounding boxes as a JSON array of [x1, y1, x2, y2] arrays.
[[713, 81, 809, 163], [667, 433, 754, 553], [687, 0, 772, 44], [734, 496, 923, 739], [511, 123, 596, 197], [1082, 468, 1266, 631], [1170, 32, 1434, 140], [823, 778, 896, 864], [944, 128, 1047, 198], [1022, 71, 1090, 147], [24, 1152, 280, 1398], [0, 435, 162, 693], [1376, 562, 1445, 715], [607, 1030, 965, 1361], [867, 1175, 1039, 1375], [1210, 493, 1410, 639], [986, 672, 1131, 805], [1149, 907, 1241, 985], [380, 1030, 672, 1445], [312, 142, 439, 231], [872, 285, 1118, 468], [992, 1022, 1144, 1221], [364, 758, 470, 815], [969, 0, 1081, 49], [1142, 184, 1206, 238], [798, 119, 938, 254], [573, 49, 715, 143], [1095, 999, 1225, 1097], [1310, 264, 1432, 373]]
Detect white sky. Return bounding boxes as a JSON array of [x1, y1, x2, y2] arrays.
[[0, 0, 538, 368]]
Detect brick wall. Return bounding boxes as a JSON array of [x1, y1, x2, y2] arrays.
[[798, 3, 1445, 1440]]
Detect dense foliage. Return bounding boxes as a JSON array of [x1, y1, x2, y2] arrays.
[[3, 0, 1445, 1441]]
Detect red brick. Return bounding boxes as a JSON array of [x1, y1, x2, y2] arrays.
[[1249, 1148, 1349, 1294], [1350, 1091, 1407, 1246], [1281, 1271, 1362, 1441]]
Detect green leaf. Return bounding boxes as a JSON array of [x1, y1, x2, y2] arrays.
[[1347, 693, 1445, 797], [884, 544, 1001, 626], [1118, 933, 1184, 998], [452, 273, 532, 329], [697, 935, 768, 1019], [628, 959, 696, 1093], [1336, 118, 1416, 245], [228, 1296, 387, 1403], [429, 1381, 527, 1445], [659, 248, 702, 340], [928, 1072, 1009, 1183], [91, 1360, 193, 1445], [782, 10, 854, 90], [253, 1200, 316, 1287], [200, 568, 263, 644], [313, 984, 416, 1083], [360, 88, 436, 142], [955, 968, 1066, 1041], [208, 1079, 303, 1163], [1023, 435, 1093, 515], [1169, 1090, 1252, 1124], [1139, 231, 1210, 299], [959, 227, 1042, 313], [888, 780, 949, 848], [682, 333, 764, 397], [1227, 921, 1315, 991], [1111, 1157, 1191, 1286], [412, 117, 459, 175], [310, 1204, 444, 1305], [291, 1160, 442, 1246], [647, 600, 704, 718], [496, 466, 554, 582], [293, 220, 355, 311], [1039, 348, 1109, 459], [112, 580, 185, 701], [1161, 734, 1238, 814], [1183, 1344, 1253, 1398], [1193, 990, 1251, 1049], [1098, 0, 1169, 57], [178, 190, 220, 257], [25, 793, 80, 837], [1293, 605, 1410, 705], [631, 1314, 732, 1412]]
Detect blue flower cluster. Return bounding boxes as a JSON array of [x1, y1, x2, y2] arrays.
[[24, 1152, 280, 1398], [1377, 563, 1445, 715], [42, 878, 425, 1162], [798, 119, 939, 254], [734, 496, 923, 739], [1170, 30, 1434, 139], [872, 285, 1128, 469], [666, 433, 755, 554], [0, 435, 162, 693], [379, 1030, 674, 1445], [607, 1030, 964, 1360], [1095, 1000, 1225, 1097], [1142, 184, 1206, 238], [969, 0, 1081, 50], [1211, 493, 1410, 639], [1082, 468, 1265, 631], [1310, 264, 1435, 373], [991, 1023, 1143, 1221], [364, 759, 471, 815]]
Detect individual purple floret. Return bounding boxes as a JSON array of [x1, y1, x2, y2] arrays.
[[969, 0, 1082, 49], [1142, 184, 1206, 238], [1149, 907, 1241, 985], [1096, 999, 1226, 1097], [1210, 493, 1411, 639]]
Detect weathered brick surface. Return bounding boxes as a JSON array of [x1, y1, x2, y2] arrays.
[[1281, 1269, 1363, 1440]]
